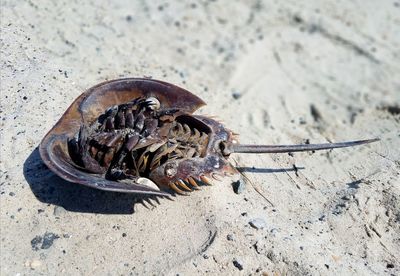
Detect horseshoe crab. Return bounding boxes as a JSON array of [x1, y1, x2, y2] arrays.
[[39, 78, 378, 196]]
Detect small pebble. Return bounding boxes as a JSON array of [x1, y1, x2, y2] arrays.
[[31, 236, 42, 251], [232, 178, 245, 194], [227, 234, 234, 241], [41, 232, 59, 249], [31, 232, 60, 251], [266, 250, 278, 262], [387, 263, 394, 269], [25, 259, 42, 269], [232, 91, 242, 100], [233, 259, 243, 270], [53, 206, 66, 217], [249, 218, 266, 229], [270, 228, 279, 236], [254, 240, 264, 254], [342, 195, 351, 200]]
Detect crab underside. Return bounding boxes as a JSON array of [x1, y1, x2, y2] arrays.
[[39, 78, 378, 197]]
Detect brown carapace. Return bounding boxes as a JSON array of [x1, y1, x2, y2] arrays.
[[40, 78, 379, 197]]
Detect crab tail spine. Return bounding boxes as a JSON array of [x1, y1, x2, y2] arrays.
[[227, 138, 379, 154]]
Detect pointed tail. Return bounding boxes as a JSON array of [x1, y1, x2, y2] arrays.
[[223, 138, 379, 155]]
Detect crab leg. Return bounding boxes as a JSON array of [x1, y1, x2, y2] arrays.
[[188, 177, 200, 188], [107, 134, 140, 179], [177, 180, 192, 191], [200, 175, 212, 185], [170, 182, 185, 195], [141, 119, 158, 137], [135, 112, 145, 132], [115, 109, 126, 129], [125, 109, 135, 128], [72, 125, 106, 173]]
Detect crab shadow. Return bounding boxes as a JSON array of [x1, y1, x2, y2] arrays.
[[24, 148, 302, 214], [23, 148, 148, 214]]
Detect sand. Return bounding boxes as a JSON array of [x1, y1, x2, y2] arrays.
[[1, 0, 399, 275]]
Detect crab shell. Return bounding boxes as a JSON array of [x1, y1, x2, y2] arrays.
[[39, 78, 237, 196]]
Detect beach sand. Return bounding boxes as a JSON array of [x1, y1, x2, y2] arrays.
[[1, 1, 399, 275]]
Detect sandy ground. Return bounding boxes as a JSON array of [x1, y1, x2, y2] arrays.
[[1, 0, 400, 275]]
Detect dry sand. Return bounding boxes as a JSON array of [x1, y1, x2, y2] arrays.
[[1, 0, 400, 275]]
